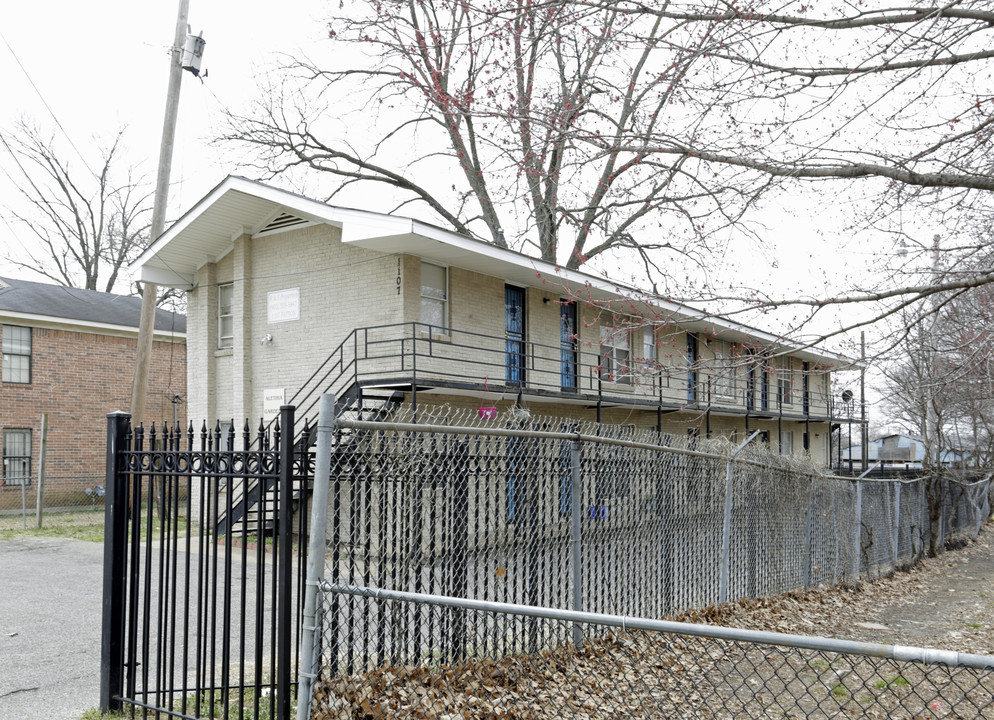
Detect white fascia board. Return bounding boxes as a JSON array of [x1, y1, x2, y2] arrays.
[[139, 265, 196, 289], [133, 176, 849, 367], [132, 176, 242, 270], [354, 217, 852, 367], [340, 216, 416, 244], [0, 310, 186, 342]]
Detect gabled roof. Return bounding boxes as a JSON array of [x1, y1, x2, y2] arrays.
[[132, 175, 847, 365], [0, 276, 186, 337]]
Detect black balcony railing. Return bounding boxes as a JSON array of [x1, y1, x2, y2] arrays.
[[285, 322, 849, 430]]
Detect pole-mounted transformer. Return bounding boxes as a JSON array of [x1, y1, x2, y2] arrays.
[[181, 29, 206, 77]]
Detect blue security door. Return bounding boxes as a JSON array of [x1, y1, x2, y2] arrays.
[[505, 285, 526, 384], [560, 300, 577, 389]]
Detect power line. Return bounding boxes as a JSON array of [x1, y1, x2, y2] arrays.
[[0, 27, 95, 175]]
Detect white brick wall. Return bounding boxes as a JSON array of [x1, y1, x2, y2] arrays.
[[184, 221, 833, 463]]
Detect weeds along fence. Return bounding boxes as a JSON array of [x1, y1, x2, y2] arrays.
[[300, 400, 993, 693]]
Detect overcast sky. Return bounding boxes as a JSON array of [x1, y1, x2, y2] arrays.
[[0, 0, 897, 358], [0, 0, 328, 277]]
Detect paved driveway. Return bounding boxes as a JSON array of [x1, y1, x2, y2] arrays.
[[0, 537, 103, 720]]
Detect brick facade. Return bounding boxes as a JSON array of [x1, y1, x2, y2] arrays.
[[185, 222, 832, 464], [0, 322, 185, 508], [142, 178, 845, 468]]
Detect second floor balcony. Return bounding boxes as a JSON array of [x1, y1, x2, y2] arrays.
[[290, 322, 854, 427]]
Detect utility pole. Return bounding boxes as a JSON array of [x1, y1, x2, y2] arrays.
[[131, 0, 199, 425]]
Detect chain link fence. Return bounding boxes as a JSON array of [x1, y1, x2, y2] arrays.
[[292, 401, 994, 718], [313, 585, 994, 720], [0, 473, 107, 530]]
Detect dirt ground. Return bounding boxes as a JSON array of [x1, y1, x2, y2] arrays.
[[690, 523, 994, 657]]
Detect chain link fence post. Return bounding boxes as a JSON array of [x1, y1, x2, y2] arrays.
[[297, 395, 336, 720], [720, 431, 761, 604], [893, 482, 901, 570], [853, 479, 863, 583], [804, 476, 814, 589], [570, 438, 582, 646]]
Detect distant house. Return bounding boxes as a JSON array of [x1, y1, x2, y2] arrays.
[[0, 277, 185, 507], [132, 177, 853, 465], [841, 433, 965, 472]]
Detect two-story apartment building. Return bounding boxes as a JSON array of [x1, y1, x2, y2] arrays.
[[133, 177, 851, 464], [0, 277, 185, 509]]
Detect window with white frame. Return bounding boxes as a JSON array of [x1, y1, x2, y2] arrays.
[[780, 430, 793, 456], [2, 325, 31, 383], [640, 327, 655, 369], [420, 262, 447, 329], [599, 325, 631, 384], [2, 428, 31, 486], [713, 341, 736, 398], [778, 356, 793, 405], [218, 283, 234, 350]]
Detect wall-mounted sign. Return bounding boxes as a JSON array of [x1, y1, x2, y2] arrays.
[[263, 388, 285, 422], [267, 288, 300, 323]]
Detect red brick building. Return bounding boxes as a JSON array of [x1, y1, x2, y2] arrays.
[[0, 277, 186, 508]]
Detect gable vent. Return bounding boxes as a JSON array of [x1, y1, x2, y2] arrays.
[[259, 212, 309, 234]]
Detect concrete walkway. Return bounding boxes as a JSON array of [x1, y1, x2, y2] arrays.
[[0, 537, 103, 720]]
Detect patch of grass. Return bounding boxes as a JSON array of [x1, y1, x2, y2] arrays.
[[964, 622, 983, 629], [831, 683, 848, 699], [81, 684, 292, 720], [0, 509, 188, 544], [177, 685, 292, 720], [809, 659, 830, 672], [874, 675, 911, 690], [0, 510, 106, 542]]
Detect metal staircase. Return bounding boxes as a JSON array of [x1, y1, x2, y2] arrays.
[[214, 326, 407, 537]]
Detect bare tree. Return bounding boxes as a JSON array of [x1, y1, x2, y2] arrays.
[[223, 1, 994, 305], [881, 263, 994, 554], [0, 119, 152, 294], [223, 0, 775, 274]]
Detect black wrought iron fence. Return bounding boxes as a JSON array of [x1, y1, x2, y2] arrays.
[[100, 408, 312, 720]]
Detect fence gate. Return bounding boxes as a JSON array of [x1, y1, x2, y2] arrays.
[[100, 407, 311, 720]]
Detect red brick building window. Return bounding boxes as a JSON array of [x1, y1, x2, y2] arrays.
[[2, 429, 31, 486], [2, 325, 31, 383]]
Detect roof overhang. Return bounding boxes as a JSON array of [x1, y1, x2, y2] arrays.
[[132, 176, 850, 367]]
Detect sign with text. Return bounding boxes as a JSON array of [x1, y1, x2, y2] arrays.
[[263, 388, 285, 423], [267, 288, 300, 323]]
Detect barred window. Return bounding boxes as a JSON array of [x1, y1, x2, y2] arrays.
[[2, 429, 31, 486], [2, 325, 31, 383]]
